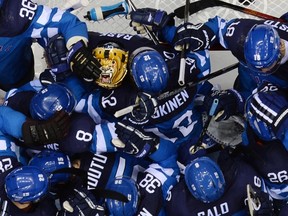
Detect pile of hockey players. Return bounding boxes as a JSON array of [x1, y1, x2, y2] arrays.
[[0, 0, 287, 215]]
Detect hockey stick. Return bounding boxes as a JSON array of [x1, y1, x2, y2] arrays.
[[178, 0, 190, 86], [125, 0, 160, 45], [174, 0, 286, 22], [114, 62, 239, 117]]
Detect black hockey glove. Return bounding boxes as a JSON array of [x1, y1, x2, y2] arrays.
[[128, 92, 158, 125], [67, 40, 102, 82], [136, 172, 163, 216], [246, 83, 288, 140], [246, 184, 274, 216], [39, 69, 71, 86], [173, 22, 216, 52], [112, 120, 159, 158], [128, 8, 174, 38], [22, 110, 70, 147], [58, 185, 105, 216], [203, 89, 244, 121]]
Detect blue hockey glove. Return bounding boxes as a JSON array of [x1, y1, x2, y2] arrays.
[[203, 89, 244, 122], [59, 185, 105, 216], [246, 83, 288, 140], [128, 8, 174, 36], [112, 120, 159, 158], [67, 40, 102, 82], [45, 34, 69, 72], [173, 22, 216, 52], [128, 92, 158, 125]]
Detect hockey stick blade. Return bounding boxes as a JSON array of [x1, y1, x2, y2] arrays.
[[174, 0, 286, 22], [114, 62, 239, 118]]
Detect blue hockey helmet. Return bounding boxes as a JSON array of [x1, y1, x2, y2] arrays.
[[184, 156, 226, 203], [106, 176, 140, 216], [30, 83, 76, 120], [244, 24, 281, 75], [5, 166, 49, 203], [129, 47, 169, 95], [28, 149, 71, 185]]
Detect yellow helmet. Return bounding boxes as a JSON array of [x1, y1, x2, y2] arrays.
[[92, 42, 129, 89]]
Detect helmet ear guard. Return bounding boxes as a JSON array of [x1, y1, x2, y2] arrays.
[[92, 42, 129, 89], [244, 24, 281, 75]]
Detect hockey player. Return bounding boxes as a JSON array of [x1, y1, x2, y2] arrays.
[[165, 153, 275, 216], [0, 0, 102, 91], [0, 82, 73, 149], [128, 9, 288, 121], [244, 82, 288, 212], [49, 31, 218, 163], [67, 149, 179, 216]]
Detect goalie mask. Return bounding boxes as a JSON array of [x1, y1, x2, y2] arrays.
[[185, 156, 226, 203], [93, 42, 129, 89]]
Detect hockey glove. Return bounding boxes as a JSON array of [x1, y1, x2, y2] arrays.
[[39, 69, 71, 86], [128, 92, 158, 125], [112, 120, 159, 158], [246, 83, 288, 140], [173, 23, 216, 52], [246, 184, 274, 216], [136, 172, 163, 216], [203, 89, 244, 121], [67, 40, 102, 82], [59, 185, 105, 216], [128, 8, 174, 36], [22, 110, 70, 147]]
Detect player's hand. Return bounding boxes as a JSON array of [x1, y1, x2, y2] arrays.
[[246, 184, 274, 216], [246, 83, 288, 139], [203, 89, 244, 121], [112, 120, 159, 158], [22, 110, 70, 146], [67, 40, 102, 82], [128, 8, 174, 35], [58, 185, 105, 216], [173, 23, 215, 52], [128, 92, 158, 125], [39, 69, 71, 86]]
